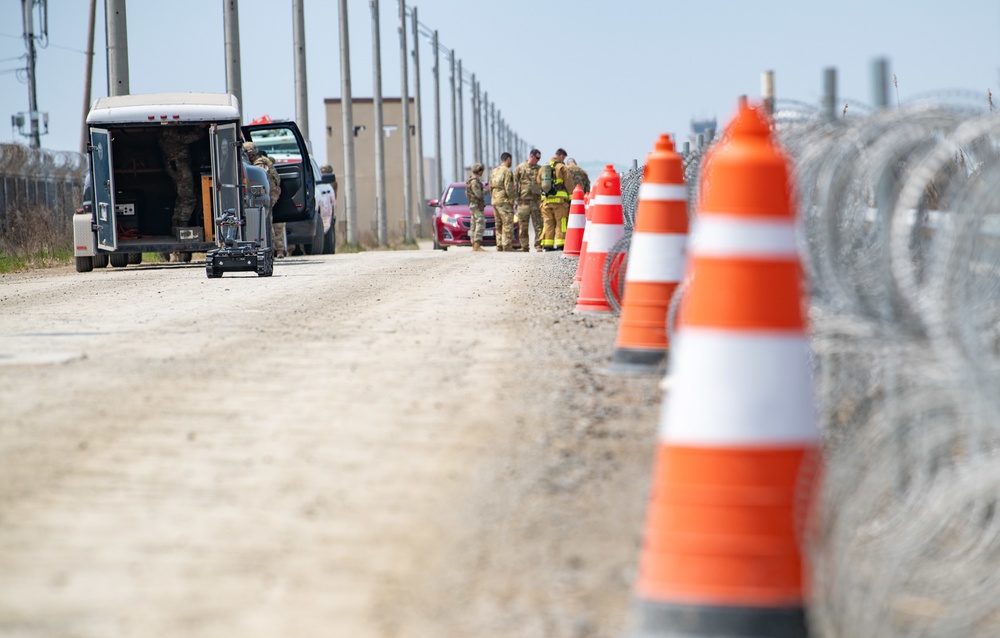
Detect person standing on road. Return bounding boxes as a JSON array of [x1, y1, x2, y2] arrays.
[[159, 127, 202, 233], [244, 142, 286, 258], [566, 158, 590, 196], [467, 163, 487, 252], [489, 152, 517, 252], [513, 148, 543, 252], [537, 148, 575, 251]]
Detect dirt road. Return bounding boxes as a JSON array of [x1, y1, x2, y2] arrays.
[[0, 246, 662, 637]]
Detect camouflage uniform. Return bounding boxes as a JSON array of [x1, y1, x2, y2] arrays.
[[538, 157, 575, 250], [466, 165, 486, 245], [567, 164, 590, 196], [244, 142, 285, 256], [159, 127, 202, 229], [489, 163, 517, 251], [513, 159, 542, 251]]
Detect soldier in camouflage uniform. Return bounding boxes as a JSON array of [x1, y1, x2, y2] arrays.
[[467, 163, 486, 252], [513, 148, 543, 252], [489, 152, 517, 252], [158, 126, 202, 231], [566, 158, 591, 195], [243, 141, 286, 257]]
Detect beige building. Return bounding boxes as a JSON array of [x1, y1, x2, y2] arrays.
[[324, 97, 432, 245]]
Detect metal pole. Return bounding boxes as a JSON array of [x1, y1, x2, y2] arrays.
[[21, 0, 40, 148], [457, 59, 464, 176], [371, 0, 387, 246], [223, 0, 243, 116], [823, 67, 838, 122], [432, 30, 442, 195], [490, 102, 496, 165], [80, 0, 97, 154], [105, 0, 129, 96], [338, 0, 358, 245], [411, 5, 425, 236], [872, 57, 890, 108], [292, 0, 309, 140], [482, 90, 489, 167], [760, 69, 775, 118], [398, 0, 412, 242], [469, 73, 482, 164], [449, 49, 457, 182]]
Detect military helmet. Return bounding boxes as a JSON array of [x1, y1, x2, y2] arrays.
[[320, 164, 333, 173], [242, 141, 258, 157], [471, 162, 484, 174]]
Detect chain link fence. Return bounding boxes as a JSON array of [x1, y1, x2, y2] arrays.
[[0, 144, 86, 250]]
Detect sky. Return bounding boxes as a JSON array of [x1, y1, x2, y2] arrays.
[[0, 0, 998, 181]]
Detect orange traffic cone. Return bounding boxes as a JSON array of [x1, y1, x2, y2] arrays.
[[563, 185, 586, 257], [609, 134, 689, 375], [573, 184, 597, 286], [630, 102, 819, 637], [575, 166, 624, 313]]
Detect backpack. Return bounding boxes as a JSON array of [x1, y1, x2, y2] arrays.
[[539, 162, 556, 196]]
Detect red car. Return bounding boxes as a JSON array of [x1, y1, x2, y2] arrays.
[[430, 182, 520, 250]]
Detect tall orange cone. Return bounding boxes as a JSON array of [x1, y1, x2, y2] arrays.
[[630, 101, 819, 637], [573, 183, 597, 285], [609, 134, 688, 375], [575, 166, 624, 313], [563, 185, 586, 257]]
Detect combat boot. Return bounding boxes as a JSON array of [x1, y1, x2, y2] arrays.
[[472, 241, 484, 252]]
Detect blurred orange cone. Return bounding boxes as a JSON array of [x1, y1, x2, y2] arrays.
[[609, 134, 688, 375], [573, 184, 597, 286], [563, 185, 586, 257], [575, 166, 624, 313], [630, 101, 819, 637]]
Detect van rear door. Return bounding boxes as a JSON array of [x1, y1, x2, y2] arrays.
[[209, 122, 242, 238], [89, 128, 117, 251]]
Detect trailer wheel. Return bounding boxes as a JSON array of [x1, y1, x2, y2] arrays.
[[93, 253, 109, 268], [75, 256, 94, 273], [127, 253, 142, 265], [177, 252, 192, 263], [110, 253, 129, 268]]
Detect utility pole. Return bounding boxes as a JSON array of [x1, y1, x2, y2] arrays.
[[223, 0, 242, 116], [410, 5, 425, 236], [470, 75, 478, 162], [490, 102, 496, 164], [292, 0, 309, 140], [457, 59, 464, 176], [432, 30, 442, 196], [105, 0, 129, 96], [19, 0, 41, 148], [338, 0, 358, 245], [398, 0, 412, 242], [370, 0, 387, 246], [80, 0, 97, 154], [482, 90, 489, 167], [449, 49, 457, 183]]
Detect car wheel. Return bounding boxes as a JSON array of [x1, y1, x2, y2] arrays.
[[307, 217, 324, 255], [127, 253, 142, 265], [75, 256, 94, 272], [433, 233, 445, 251], [110, 253, 129, 268], [93, 253, 109, 268], [323, 222, 336, 254]]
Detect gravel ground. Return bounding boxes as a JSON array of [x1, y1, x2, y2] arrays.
[[0, 244, 663, 637]]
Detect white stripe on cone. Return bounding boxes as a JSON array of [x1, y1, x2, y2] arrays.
[[567, 214, 586, 229], [593, 195, 623, 206], [624, 233, 687, 283], [586, 224, 625, 253], [661, 329, 819, 445], [690, 214, 799, 259], [639, 183, 687, 201]]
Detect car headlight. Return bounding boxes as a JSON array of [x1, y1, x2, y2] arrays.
[[441, 213, 459, 226]]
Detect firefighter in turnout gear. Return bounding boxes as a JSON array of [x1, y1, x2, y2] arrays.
[[489, 152, 517, 251], [537, 148, 575, 251], [513, 148, 543, 252], [467, 163, 487, 252]]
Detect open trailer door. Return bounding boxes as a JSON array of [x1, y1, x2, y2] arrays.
[[209, 122, 242, 241], [89, 127, 117, 251]]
